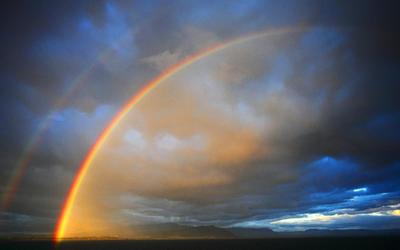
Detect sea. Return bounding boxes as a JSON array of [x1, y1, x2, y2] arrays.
[[1, 237, 399, 250]]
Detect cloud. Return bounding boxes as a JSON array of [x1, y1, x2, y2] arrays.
[[1, 0, 399, 236], [141, 50, 182, 71]]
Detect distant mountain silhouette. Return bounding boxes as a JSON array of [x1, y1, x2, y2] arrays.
[[227, 227, 276, 238], [136, 224, 400, 239], [302, 229, 400, 237], [3, 226, 399, 240], [227, 228, 400, 238], [136, 223, 235, 239]]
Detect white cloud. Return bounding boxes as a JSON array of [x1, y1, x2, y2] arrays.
[[123, 129, 147, 152], [155, 133, 205, 152], [353, 187, 368, 193], [141, 50, 181, 71]]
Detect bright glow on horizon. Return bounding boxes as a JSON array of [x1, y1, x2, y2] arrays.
[[231, 203, 400, 231]]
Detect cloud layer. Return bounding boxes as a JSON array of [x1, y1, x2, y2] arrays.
[[0, 0, 399, 236]]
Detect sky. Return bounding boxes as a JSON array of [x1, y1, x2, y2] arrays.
[[0, 0, 400, 238]]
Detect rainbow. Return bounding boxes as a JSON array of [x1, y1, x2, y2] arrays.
[[0, 33, 131, 212], [54, 27, 305, 242]]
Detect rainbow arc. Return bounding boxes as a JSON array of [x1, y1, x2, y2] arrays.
[[54, 27, 305, 242]]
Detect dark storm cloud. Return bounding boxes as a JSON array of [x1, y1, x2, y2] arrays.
[[285, 27, 400, 167], [229, 19, 400, 226], [1, 1, 99, 94], [0, 0, 399, 235]]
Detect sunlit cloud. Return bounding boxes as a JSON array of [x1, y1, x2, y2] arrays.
[[353, 187, 368, 193]]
